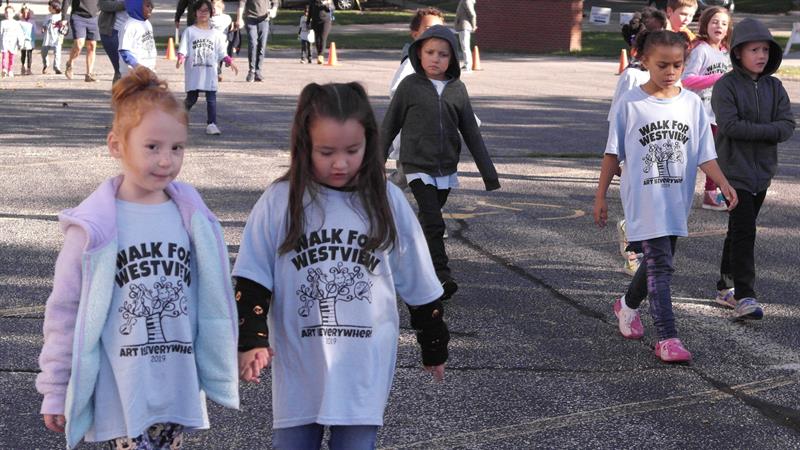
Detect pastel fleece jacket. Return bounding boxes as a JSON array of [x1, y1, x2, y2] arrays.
[[36, 176, 239, 449], [380, 24, 500, 191]]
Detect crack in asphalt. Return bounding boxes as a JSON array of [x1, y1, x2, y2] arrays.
[[450, 218, 800, 435]]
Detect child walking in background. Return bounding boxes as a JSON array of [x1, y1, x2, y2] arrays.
[[594, 30, 738, 363], [209, 0, 231, 81], [36, 66, 239, 449], [710, 18, 796, 318], [17, 4, 36, 76], [177, 0, 238, 135], [0, 5, 22, 78], [41, 0, 65, 74], [118, 0, 156, 76], [387, 7, 446, 190], [382, 24, 500, 301], [665, 0, 697, 42], [683, 6, 733, 211], [234, 82, 448, 449], [609, 6, 667, 277], [297, 5, 312, 63]]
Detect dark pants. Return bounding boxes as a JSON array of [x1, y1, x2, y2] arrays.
[[185, 90, 217, 124], [409, 179, 451, 280], [99, 30, 120, 78], [717, 189, 767, 299], [311, 20, 330, 56], [245, 18, 269, 75], [20, 49, 33, 69], [625, 236, 678, 341], [301, 40, 311, 60]]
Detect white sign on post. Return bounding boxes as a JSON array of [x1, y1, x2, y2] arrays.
[[590, 7, 612, 25], [620, 12, 635, 25]]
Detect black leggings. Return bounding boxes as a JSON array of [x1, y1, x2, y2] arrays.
[[20, 49, 33, 69], [409, 179, 451, 280], [185, 90, 217, 124]]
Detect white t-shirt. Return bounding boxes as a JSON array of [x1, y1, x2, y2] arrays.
[[608, 66, 650, 121], [178, 26, 227, 92], [683, 41, 731, 123], [605, 87, 717, 242], [210, 13, 231, 39], [0, 19, 22, 52], [114, 11, 129, 32], [232, 181, 443, 428], [119, 19, 156, 75], [87, 200, 207, 442]]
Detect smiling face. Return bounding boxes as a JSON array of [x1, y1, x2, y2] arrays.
[[641, 43, 686, 93], [735, 40, 770, 80], [309, 117, 366, 188], [418, 37, 451, 81], [110, 108, 187, 204]]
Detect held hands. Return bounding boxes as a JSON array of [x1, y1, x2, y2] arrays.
[[424, 364, 445, 382], [43, 414, 66, 433], [238, 347, 273, 383]]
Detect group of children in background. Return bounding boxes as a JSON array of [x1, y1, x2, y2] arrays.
[[25, 1, 798, 447], [598, 0, 795, 362]]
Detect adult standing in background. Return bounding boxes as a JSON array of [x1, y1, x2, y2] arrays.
[[175, 0, 199, 34], [308, 0, 333, 65], [236, 0, 275, 82], [61, 0, 100, 81], [454, 0, 476, 73], [98, 0, 126, 84]]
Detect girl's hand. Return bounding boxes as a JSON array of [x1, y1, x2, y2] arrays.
[[424, 364, 445, 382], [228, 61, 239, 76], [720, 184, 738, 211], [593, 196, 608, 228], [238, 347, 273, 383], [43, 414, 66, 433], [175, 60, 182, 70]]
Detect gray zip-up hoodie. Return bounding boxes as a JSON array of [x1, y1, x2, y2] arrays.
[[710, 18, 796, 193], [381, 25, 500, 191]]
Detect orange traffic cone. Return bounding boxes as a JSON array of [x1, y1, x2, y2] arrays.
[[471, 45, 483, 71], [165, 37, 176, 61], [325, 42, 340, 66], [616, 48, 628, 75]]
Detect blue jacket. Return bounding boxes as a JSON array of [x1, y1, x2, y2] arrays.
[[36, 176, 239, 449]]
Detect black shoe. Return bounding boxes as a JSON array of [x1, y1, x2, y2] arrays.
[[440, 278, 458, 301], [254, 72, 264, 82]]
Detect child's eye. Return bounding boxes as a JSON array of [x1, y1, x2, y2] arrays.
[[172, 145, 184, 152]]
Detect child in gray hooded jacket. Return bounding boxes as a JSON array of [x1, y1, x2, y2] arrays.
[[381, 24, 500, 301], [710, 17, 796, 320]]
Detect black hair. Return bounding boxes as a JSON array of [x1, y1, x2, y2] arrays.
[[278, 82, 396, 255], [190, 0, 214, 17], [48, 0, 62, 12], [634, 29, 689, 60], [622, 7, 668, 48]]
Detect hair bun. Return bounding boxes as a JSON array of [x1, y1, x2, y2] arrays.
[[111, 67, 168, 112]]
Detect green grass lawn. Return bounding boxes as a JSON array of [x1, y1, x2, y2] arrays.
[[735, 0, 796, 14], [267, 31, 408, 50], [271, 9, 455, 26]]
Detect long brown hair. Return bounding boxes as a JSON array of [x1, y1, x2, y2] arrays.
[[277, 82, 397, 255], [696, 6, 732, 50]]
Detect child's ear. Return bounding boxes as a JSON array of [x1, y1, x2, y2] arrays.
[[108, 131, 123, 159], [665, 7, 674, 16]]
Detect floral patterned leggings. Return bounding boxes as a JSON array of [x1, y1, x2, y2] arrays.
[[106, 423, 184, 450]]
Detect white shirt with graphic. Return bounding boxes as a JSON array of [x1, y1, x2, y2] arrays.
[[233, 181, 443, 428], [87, 200, 207, 441], [608, 67, 650, 121], [683, 41, 731, 123], [179, 26, 227, 92], [119, 19, 156, 76], [605, 87, 716, 242]]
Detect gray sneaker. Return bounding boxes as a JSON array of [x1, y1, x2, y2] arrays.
[[735, 297, 763, 320], [246, 71, 254, 82]]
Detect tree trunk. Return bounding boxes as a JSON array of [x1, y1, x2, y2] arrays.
[[318, 296, 338, 326], [146, 313, 166, 343]]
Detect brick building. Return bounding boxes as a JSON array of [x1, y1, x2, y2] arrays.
[[476, 0, 583, 53]]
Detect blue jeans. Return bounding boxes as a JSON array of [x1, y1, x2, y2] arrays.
[[245, 18, 269, 75], [185, 90, 217, 124], [41, 44, 63, 70], [99, 30, 120, 78], [624, 235, 678, 341], [272, 424, 379, 450]]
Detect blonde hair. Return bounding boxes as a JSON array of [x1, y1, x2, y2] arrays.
[[110, 67, 187, 151]]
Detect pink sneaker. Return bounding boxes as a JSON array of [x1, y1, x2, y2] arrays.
[[655, 338, 692, 363], [613, 298, 644, 339]]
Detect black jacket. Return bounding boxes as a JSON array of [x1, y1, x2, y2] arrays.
[[710, 18, 796, 193], [381, 25, 500, 191]]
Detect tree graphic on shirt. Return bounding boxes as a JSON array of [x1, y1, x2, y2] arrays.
[[643, 141, 684, 178], [119, 277, 188, 343], [297, 262, 372, 326]]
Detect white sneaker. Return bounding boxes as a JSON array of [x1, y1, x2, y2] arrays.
[[205, 123, 221, 135]]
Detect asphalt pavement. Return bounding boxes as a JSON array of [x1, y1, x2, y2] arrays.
[[0, 24, 799, 450]]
